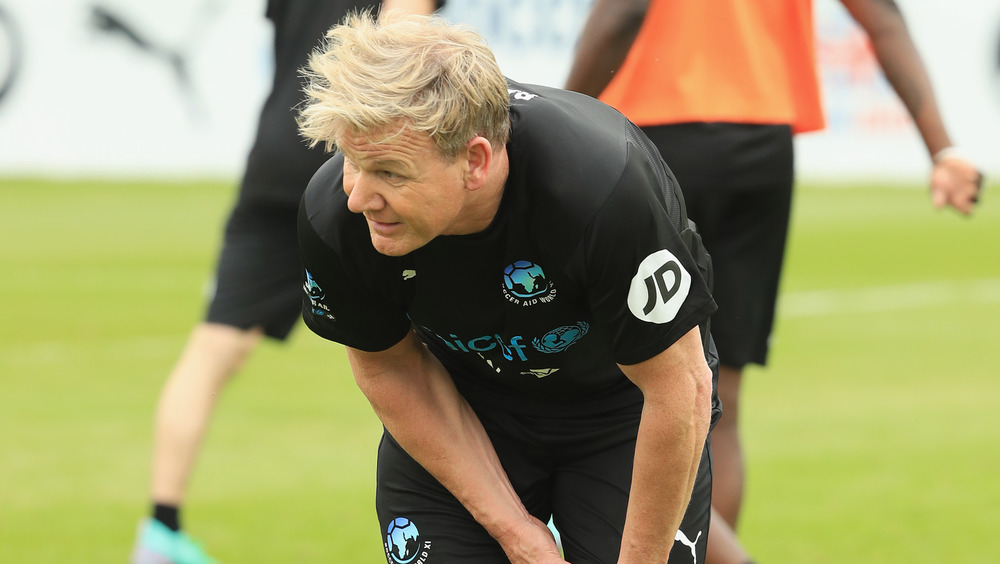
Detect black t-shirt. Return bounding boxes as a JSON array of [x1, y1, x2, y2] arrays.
[[298, 80, 717, 416]]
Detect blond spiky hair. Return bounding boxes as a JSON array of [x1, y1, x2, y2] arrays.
[[298, 11, 510, 159]]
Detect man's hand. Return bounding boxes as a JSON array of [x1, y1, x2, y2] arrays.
[[930, 152, 983, 215], [495, 516, 569, 564]]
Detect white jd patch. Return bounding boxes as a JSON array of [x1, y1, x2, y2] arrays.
[[627, 249, 691, 324]]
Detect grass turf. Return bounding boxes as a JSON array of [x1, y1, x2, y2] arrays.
[[0, 176, 997, 562]]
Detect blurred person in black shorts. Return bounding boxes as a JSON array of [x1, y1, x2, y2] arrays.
[[298, 12, 720, 564], [566, 1, 983, 563], [131, 2, 442, 563]]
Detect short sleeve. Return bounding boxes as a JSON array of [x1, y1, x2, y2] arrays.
[[578, 146, 717, 365]]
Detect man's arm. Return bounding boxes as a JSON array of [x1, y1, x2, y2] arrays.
[[841, 0, 982, 214], [380, 0, 440, 16], [563, 0, 649, 97], [616, 327, 713, 564], [347, 330, 567, 564]]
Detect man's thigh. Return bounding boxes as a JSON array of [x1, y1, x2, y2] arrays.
[[552, 439, 712, 564]]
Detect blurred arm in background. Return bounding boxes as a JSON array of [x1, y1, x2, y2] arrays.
[[382, 0, 442, 14], [563, 0, 646, 98], [839, 0, 982, 213]]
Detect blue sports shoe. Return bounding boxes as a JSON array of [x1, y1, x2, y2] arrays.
[[131, 519, 217, 564]]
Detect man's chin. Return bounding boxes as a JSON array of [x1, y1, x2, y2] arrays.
[[369, 233, 416, 257]]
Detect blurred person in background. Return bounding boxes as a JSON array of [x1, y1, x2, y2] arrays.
[[132, 2, 442, 563], [565, 1, 983, 563]]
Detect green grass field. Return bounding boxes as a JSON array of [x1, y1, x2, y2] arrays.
[[1, 176, 998, 562]]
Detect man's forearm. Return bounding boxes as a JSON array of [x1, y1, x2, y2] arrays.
[[841, 0, 952, 156], [618, 386, 710, 562], [346, 333, 565, 563], [617, 328, 713, 563], [349, 335, 527, 530]]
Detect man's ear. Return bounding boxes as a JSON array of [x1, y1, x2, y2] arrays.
[[464, 136, 493, 191]]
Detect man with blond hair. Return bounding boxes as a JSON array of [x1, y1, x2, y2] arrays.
[[298, 12, 720, 564]]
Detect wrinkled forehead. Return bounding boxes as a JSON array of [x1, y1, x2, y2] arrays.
[[337, 121, 446, 162]]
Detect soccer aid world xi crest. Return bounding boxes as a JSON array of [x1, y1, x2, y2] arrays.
[[501, 260, 557, 306], [385, 517, 432, 564]]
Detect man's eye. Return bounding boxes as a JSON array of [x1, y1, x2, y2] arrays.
[[381, 170, 402, 180]]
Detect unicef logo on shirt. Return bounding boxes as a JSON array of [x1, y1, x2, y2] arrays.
[[385, 517, 431, 564], [501, 260, 557, 306], [533, 322, 590, 353]]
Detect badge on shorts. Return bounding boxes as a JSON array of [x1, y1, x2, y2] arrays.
[[385, 517, 432, 564]]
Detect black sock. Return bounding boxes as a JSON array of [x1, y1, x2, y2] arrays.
[[152, 503, 181, 532]]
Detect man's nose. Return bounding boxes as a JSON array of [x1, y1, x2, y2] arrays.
[[346, 171, 384, 213]]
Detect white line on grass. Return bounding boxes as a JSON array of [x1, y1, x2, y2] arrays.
[[778, 278, 1000, 319], [0, 335, 183, 368], [2, 279, 999, 365]]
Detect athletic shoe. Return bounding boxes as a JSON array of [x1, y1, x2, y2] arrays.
[[131, 519, 217, 564]]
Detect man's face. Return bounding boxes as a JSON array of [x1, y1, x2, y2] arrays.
[[339, 126, 469, 257]]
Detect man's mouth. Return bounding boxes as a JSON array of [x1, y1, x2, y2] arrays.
[[367, 217, 400, 234]]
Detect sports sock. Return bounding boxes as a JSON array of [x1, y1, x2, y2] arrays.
[[152, 503, 181, 532]]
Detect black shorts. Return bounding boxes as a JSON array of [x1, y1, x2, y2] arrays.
[[205, 0, 373, 338], [643, 123, 794, 367], [205, 197, 304, 339], [374, 403, 712, 564]]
